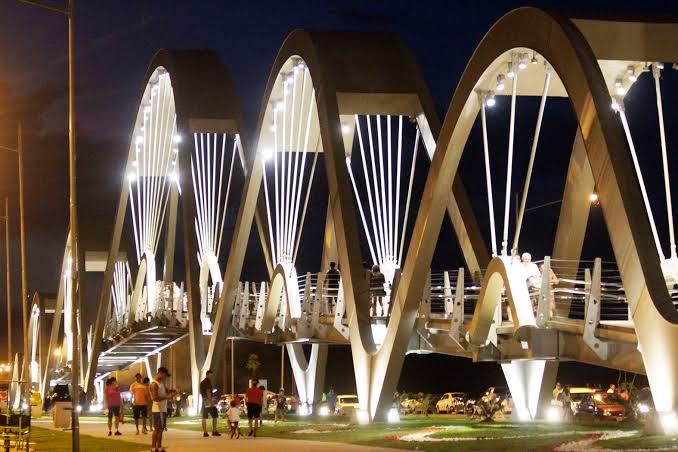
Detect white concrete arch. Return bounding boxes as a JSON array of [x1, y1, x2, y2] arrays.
[[401, 6, 678, 430]]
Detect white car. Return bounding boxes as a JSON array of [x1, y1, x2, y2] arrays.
[[436, 392, 467, 414]]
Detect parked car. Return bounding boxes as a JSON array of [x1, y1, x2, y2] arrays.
[[574, 391, 626, 420], [436, 392, 467, 414], [336, 394, 360, 415], [564, 387, 596, 414], [400, 394, 438, 415]]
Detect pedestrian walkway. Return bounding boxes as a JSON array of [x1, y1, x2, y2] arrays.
[[34, 418, 397, 451]]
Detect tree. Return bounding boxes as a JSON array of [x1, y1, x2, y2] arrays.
[[245, 353, 262, 377]]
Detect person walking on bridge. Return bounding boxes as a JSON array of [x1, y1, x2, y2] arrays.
[[370, 264, 387, 317], [324, 262, 340, 315], [200, 370, 221, 437], [131, 373, 149, 435]]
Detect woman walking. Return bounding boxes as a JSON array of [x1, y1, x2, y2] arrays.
[[104, 377, 123, 436]]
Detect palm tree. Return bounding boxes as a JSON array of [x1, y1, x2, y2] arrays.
[[245, 353, 262, 377]]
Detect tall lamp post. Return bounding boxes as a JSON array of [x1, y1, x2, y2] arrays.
[[0, 123, 27, 412], [18, 0, 80, 449], [0, 197, 11, 363], [0, 196, 12, 361]]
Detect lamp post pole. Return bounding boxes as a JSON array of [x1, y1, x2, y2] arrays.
[[0, 122, 28, 411], [1, 197, 10, 363], [18, 0, 79, 449]]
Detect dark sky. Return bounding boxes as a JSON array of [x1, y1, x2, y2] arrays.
[[0, 0, 677, 394]]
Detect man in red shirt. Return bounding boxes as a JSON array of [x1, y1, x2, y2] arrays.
[[244, 379, 263, 437]]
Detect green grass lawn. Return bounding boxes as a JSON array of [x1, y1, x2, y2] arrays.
[[31, 426, 146, 452], [596, 432, 678, 449], [33, 413, 678, 451], [161, 413, 648, 451]]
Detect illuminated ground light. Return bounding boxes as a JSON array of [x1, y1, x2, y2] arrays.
[[387, 407, 400, 423], [546, 406, 562, 423]]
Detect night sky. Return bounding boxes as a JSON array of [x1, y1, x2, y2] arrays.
[[0, 0, 677, 395]]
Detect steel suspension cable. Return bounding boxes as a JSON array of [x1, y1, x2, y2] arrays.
[[502, 70, 519, 256], [480, 95, 498, 257], [512, 68, 552, 255], [356, 115, 384, 261], [399, 127, 419, 264], [618, 106, 665, 260], [653, 64, 676, 258]]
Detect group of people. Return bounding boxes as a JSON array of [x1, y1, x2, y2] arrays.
[[322, 261, 390, 318], [199, 373, 268, 439], [102, 367, 176, 452]]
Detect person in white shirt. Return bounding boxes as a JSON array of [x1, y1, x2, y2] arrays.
[[521, 253, 542, 289], [150, 367, 176, 452], [225, 400, 242, 439]]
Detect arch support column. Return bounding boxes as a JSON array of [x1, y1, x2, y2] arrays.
[[287, 343, 328, 410]]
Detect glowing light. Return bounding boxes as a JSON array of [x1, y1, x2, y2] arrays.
[[547, 406, 562, 423], [611, 100, 621, 112], [639, 403, 650, 414], [495, 74, 505, 92], [173, 134, 182, 144], [530, 52, 538, 65], [136, 136, 144, 145], [615, 78, 626, 96], [21, 403, 28, 410], [518, 58, 527, 70], [627, 65, 637, 82], [89, 403, 103, 413], [298, 404, 310, 416], [341, 123, 350, 134], [53, 348, 61, 357], [172, 148, 178, 154], [319, 406, 330, 416], [485, 92, 496, 107], [187, 406, 197, 417], [274, 101, 283, 112], [355, 409, 370, 425], [387, 407, 400, 423], [75, 405, 82, 413], [345, 156, 351, 166], [589, 193, 599, 203], [261, 148, 274, 162], [127, 172, 137, 182], [507, 62, 515, 79], [169, 172, 179, 183], [660, 411, 678, 434]]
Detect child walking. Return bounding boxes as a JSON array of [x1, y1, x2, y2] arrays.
[[225, 400, 242, 439]]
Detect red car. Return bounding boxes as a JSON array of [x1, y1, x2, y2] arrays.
[[575, 392, 626, 420]]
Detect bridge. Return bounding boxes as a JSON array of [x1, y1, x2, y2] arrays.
[[18, 7, 678, 433]]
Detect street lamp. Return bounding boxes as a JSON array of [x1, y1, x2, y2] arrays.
[[18, 1, 81, 450], [0, 123, 28, 415]]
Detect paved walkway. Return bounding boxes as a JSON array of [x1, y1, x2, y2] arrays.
[[34, 419, 398, 452]]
